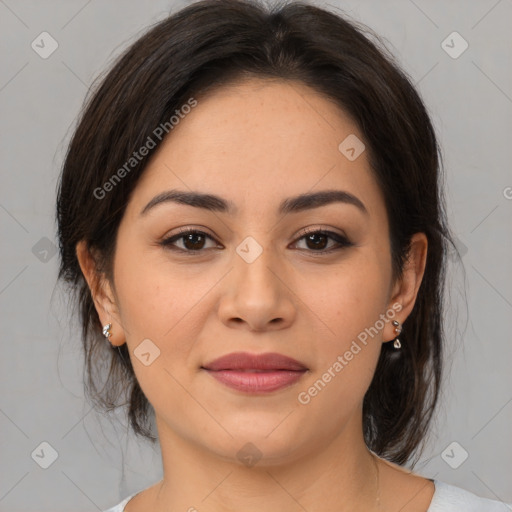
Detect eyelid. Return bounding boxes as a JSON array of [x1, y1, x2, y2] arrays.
[[160, 225, 353, 254], [164, 225, 348, 242], [159, 226, 220, 251], [294, 225, 348, 240], [291, 227, 353, 253]]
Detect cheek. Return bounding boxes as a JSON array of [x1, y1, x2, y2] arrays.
[[295, 257, 389, 401], [303, 257, 391, 345], [112, 242, 199, 348], [112, 243, 231, 380], [111, 247, 212, 424]]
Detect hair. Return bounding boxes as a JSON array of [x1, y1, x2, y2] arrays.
[[56, 0, 454, 466]]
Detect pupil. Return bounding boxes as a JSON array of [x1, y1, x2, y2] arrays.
[[181, 233, 329, 251], [185, 233, 204, 250], [307, 233, 327, 250]]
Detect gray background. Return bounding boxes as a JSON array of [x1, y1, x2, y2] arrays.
[[1, 0, 511, 510]]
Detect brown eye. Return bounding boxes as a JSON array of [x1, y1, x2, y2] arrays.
[[293, 229, 353, 253], [160, 228, 353, 255], [304, 232, 329, 250], [160, 229, 218, 253], [180, 232, 207, 250]]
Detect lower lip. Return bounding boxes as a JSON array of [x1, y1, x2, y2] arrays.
[[203, 369, 306, 393]]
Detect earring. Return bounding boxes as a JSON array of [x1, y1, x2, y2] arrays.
[[102, 323, 113, 344], [392, 320, 402, 349]]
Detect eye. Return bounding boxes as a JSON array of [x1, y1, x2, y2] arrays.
[[160, 228, 219, 253], [292, 228, 353, 253], [160, 227, 353, 255]]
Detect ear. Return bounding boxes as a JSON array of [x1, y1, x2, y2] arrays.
[[75, 240, 126, 346], [383, 232, 428, 343]]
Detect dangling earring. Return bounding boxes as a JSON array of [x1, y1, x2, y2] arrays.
[[102, 323, 113, 345], [392, 320, 402, 349]]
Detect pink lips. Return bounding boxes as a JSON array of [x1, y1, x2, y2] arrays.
[[202, 352, 308, 393]]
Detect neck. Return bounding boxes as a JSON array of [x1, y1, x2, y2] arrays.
[[151, 414, 380, 512]]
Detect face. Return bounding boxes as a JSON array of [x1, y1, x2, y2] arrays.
[[81, 78, 423, 466]]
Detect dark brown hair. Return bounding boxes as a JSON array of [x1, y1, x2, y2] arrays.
[[56, 0, 454, 465]]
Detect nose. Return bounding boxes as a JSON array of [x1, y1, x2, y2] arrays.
[[217, 242, 296, 333]]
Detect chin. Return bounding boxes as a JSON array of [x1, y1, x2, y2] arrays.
[[203, 422, 310, 468]]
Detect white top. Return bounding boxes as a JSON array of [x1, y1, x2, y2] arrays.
[[103, 479, 512, 511]]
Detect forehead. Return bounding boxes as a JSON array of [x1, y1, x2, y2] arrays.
[[125, 78, 385, 220]]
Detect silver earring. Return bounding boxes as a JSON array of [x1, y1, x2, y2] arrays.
[[102, 323, 112, 342], [392, 320, 402, 349]]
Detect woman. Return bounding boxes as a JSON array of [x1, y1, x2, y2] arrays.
[[55, 0, 511, 510]]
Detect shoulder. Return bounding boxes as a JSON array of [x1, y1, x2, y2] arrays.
[[429, 480, 512, 511], [103, 480, 160, 511], [103, 480, 512, 512], [102, 493, 137, 512]]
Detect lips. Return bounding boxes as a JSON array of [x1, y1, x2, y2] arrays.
[[202, 352, 308, 372], [201, 352, 308, 393]]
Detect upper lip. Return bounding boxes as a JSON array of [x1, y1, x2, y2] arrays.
[[202, 352, 308, 371]]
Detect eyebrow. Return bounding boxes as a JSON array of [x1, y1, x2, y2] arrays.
[[140, 189, 368, 217]]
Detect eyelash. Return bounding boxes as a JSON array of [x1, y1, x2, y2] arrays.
[[159, 227, 353, 255]]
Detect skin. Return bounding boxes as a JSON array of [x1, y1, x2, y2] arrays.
[[77, 78, 434, 511]]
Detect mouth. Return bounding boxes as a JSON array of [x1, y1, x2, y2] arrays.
[[201, 352, 308, 393], [202, 368, 307, 393]]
